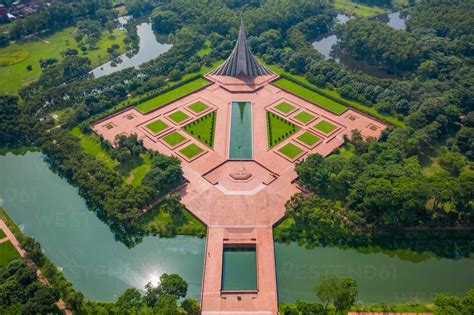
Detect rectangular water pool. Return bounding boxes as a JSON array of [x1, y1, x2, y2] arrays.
[[229, 101, 253, 159], [221, 245, 257, 291]]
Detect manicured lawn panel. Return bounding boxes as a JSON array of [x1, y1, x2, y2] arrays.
[[188, 101, 209, 114], [274, 102, 295, 114], [183, 111, 216, 148], [0, 228, 5, 238], [274, 78, 347, 115], [313, 120, 337, 134], [267, 111, 300, 148], [0, 241, 21, 267], [136, 78, 209, 113], [293, 111, 315, 124], [168, 110, 189, 124], [278, 143, 304, 159], [162, 131, 187, 147], [146, 119, 169, 134], [179, 143, 204, 159], [297, 132, 321, 146]]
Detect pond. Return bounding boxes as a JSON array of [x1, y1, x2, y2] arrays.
[[312, 12, 409, 79], [0, 152, 473, 303], [0, 152, 204, 302], [91, 18, 172, 79]]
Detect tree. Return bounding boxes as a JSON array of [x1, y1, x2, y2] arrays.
[[439, 151, 466, 176], [157, 273, 188, 298], [182, 298, 200, 315], [315, 275, 358, 313]]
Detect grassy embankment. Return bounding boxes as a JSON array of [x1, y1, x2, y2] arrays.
[[0, 27, 128, 94]]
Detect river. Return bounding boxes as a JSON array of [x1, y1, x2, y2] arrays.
[[0, 152, 473, 303], [91, 17, 172, 79]]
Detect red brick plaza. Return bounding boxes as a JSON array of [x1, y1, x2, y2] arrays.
[[93, 22, 386, 315]]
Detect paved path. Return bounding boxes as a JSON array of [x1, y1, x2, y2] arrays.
[[0, 219, 72, 315], [93, 75, 387, 314]]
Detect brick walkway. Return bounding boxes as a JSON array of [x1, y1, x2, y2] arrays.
[[93, 75, 387, 314]]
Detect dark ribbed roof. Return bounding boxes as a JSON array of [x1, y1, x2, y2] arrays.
[[209, 19, 273, 77]]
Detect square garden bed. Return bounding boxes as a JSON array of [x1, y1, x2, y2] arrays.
[[167, 110, 190, 125], [312, 119, 338, 135], [273, 102, 296, 116], [160, 131, 188, 149], [276, 142, 305, 161], [187, 101, 210, 115], [145, 118, 170, 135], [292, 110, 316, 125], [295, 131, 322, 149], [178, 143, 206, 161]]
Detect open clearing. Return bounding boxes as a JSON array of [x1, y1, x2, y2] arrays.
[[0, 27, 127, 94], [0, 241, 21, 267]]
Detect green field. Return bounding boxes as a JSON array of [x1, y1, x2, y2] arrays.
[[293, 110, 316, 124], [183, 111, 216, 148], [71, 127, 118, 169], [162, 131, 187, 147], [71, 127, 152, 186], [297, 132, 321, 147], [267, 111, 300, 148], [274, 102, 295, 114], [0, 228, 5, 239], [0, 240, 21, 267], [146, 119, 169, 134], [334, 0, 385, 16], [0, 27, 127, 94], [167, 110, 190, 124], [278, 143, 304, 159], [274, 78, 348, 115], [179, 143, 204, 159], [313, 120, 338, 134], [187, 101, 209, 114], [136, 78, 210, 113]]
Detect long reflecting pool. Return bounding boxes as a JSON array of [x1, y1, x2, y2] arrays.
[[0, 152, 473, 303], [229, 101, 253, 159]]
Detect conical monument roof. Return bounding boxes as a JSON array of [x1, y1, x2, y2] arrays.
[[209, 19, 273, 77]]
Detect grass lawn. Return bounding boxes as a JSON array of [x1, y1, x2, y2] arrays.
[[0, 241, 21, 267], [136, 77, 210, 113], [0, 228, 5, 238], [267, 111, 300, 148], [183, 111, 216, 148], [197, 40, 212, 57], [293, 110, 316, 124], [161, 131, 187, 147], [274, 102, 295, 114], [179, 143, 204, 159], [167, 110, 190, 124], [313, 120, 338, 134], [71, 127, 118, 169], [146, 119, 169, 134], [187, 101, 209, 114], [274, 78, 348, 115], [278, 143, 304, 159], [0, 27, 127, 95], [71, 127, 152, 186], [297, 131, 321, 147], [334, 0, 385, 16]]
